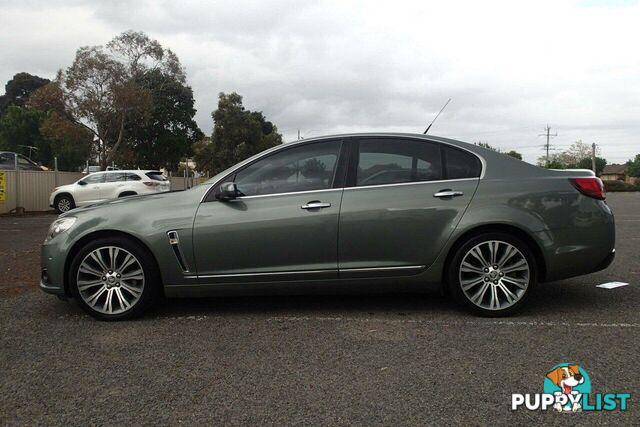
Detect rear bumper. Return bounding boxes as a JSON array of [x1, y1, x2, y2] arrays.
[[537, 201, 615, 281], [591, 248, 616, 273]]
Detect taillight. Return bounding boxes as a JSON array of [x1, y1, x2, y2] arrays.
[[143, 181, 160, 187], [569, 177, 605, 200]]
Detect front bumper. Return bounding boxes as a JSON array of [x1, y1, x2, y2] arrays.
[[40, 241, 68, 296], [39, 277, 64, 295]]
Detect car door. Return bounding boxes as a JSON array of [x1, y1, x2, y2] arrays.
[[101, 172, 126, 199], [74, 173, 105, 205], [338, 137, 481, 277], [192, 139, 346, 282]]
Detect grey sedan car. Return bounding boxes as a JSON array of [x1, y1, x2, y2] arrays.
[[40, 133, 615, 320]]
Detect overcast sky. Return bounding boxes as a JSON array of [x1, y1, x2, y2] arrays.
[[1, 0, 639, 163]]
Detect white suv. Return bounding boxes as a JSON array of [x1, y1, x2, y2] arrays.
[[50, 170, 171, 213]]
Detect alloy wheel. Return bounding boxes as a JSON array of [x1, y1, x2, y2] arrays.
[[458, 240, 530, 311], [76, 246, 145, 315], [57, 198, 71, 212]]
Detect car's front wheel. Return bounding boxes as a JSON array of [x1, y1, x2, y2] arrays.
[[54, 194, 75, 213], [448, 232, 537, 317], [69, 237, 159, 320]]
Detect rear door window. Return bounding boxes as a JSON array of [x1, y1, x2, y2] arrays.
[[105, 172, 126, 182], [355, 138, 442, 186]]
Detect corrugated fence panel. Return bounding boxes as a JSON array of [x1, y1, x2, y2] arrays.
[[0, 171, 86, 214], [19, 171, 55, 211], [0, 171, 199, 214]]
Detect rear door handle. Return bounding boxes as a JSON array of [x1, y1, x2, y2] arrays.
[[301, 201, 331, 209], [433, 190, 464, 198]]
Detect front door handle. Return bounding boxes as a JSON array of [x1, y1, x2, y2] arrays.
[[433, 190, 463, 198], [301, 201, 331, 209]]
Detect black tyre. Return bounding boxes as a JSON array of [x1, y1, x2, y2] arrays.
[[68, 236, 160, 320], [447, 232, 537, 317], [54, 194, 75, 213]]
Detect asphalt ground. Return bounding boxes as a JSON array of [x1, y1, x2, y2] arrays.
[[1, 193, 639, 425]]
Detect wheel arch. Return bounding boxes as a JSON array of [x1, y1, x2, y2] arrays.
[[118, 191, 138, 198], [441, 223, 547, 286], [63, 230, 163, 297], [54, 192, 75, 203]]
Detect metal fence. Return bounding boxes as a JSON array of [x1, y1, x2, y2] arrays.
[[0, 170, 200, 214]]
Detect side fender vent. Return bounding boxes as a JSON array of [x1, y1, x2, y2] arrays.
[[167, 230, 190, 272]]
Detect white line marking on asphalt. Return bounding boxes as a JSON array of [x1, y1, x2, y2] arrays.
[[597, 281, 630, 289], [267, 316, 640, 328]]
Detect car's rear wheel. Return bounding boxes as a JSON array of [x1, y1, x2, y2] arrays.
[[68, 237, 159, 320], [54, 194, 75, 213], [448, 232, 536, 317]]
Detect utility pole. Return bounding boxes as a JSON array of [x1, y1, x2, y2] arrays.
[[539, 125, 558, 167], [297, 129, 301, 140], [591, 143, 597, 175]]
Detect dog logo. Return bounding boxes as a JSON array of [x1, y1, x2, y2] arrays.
[[544, 364, 589, 412]]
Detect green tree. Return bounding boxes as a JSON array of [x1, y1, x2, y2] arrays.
[[475, 142, 521, 160], [562, 140, 599, 167], [545, 158, 567, 169], [0, 106, 48, 162], [626, 154, 640, 178], [505, 150, 522, 160], [577, 156, 607, 176], [0, 105, 91, 171], [39, 111, 92, 171], [0, 72, 50, 113], [194, 92, 282, 174], [118, 69, 203, 170], [32, 30, 185, 170], [537, 141, 600, 169], [475, 141, 499, 151]]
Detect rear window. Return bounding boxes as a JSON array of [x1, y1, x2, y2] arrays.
[[443, 146, 481, 179], [146, 171, 168, 181]]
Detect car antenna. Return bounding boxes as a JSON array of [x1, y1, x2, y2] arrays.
[[423, 98, 451, 134]]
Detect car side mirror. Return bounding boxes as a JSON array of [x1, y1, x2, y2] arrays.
[[216, 182, 240, 201], [78, 180, 87, 186]]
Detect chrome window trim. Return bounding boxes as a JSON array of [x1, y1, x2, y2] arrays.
[[199, 133, 486, 203], [233, 187, 343, 200], [343, 177, 479, 192], [203, 177, 477, 201]]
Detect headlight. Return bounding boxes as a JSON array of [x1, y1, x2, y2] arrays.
[[45, 217, 77, 242]]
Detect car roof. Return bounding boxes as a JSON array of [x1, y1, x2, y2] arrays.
[[89, 170, 161, 174], [279, 132, 550, 180]]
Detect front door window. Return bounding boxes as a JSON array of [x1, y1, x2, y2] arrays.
[[234, 141, 341, 196]]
